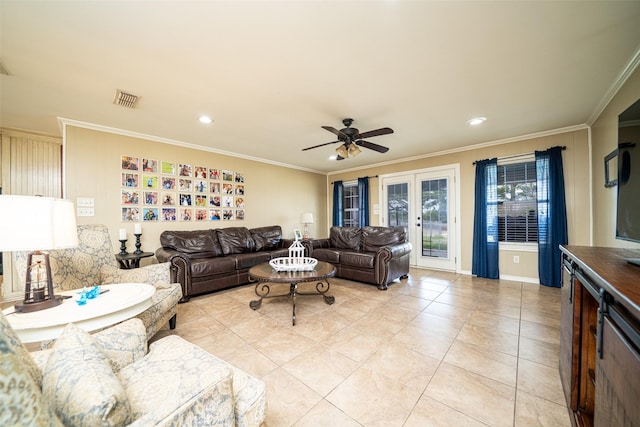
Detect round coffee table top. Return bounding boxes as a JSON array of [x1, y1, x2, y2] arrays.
[[2, 283, 155, 343], [249, 260, 336, 283]]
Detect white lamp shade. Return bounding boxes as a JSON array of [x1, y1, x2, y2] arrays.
[[300, 212, 314, 224], [0, 195, 79, 251]]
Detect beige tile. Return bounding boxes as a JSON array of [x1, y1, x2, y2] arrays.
[[422, 301, 473, 323], [408, 311, 466, 339], [425, 362, 515, 427], [262, 368, 322, 426], [518, 336, 560, 368], [444, 339, 518, 387], [228, 313, 285, 344], [392, 323, 456, 360], [515, 390, 572, 427], [389, 293, 432, 312], [322, 325, 393, 362], [521, 307, 561, 328], [404, 395, 488, 427], [434, 292, 478, 309], [293, 399, 362, 427], [283, 344, 359, 396], [474, 299, 522, 320], [327, 367, 421, 427], [467, 309, 521, 335], [457, 323, 520, 356], [517, 358, 565, 405], [519, 320, 560, 345], [362, 341, 440, 392], [255, 329, 318, 365]]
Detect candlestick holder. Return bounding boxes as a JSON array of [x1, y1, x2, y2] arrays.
[[119, 239, 128, 256], [134, 233, 143, 255]]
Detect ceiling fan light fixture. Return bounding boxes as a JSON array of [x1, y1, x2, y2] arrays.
[[335, 145, 348, 158], [348, 144, 361, 157], [467, 117, 487, 126]]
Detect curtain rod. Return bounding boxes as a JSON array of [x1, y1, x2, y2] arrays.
[[472, 146, 566, 165], [331, 175, 378, 184]]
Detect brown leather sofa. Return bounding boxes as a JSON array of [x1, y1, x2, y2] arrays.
[[304, 226, 411, 290], [156, 225, 292, 302]]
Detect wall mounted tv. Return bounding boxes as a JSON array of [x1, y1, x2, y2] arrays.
[[616, 97, 640, 266]]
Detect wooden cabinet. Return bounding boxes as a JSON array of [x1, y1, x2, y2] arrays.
[[560, 246, 640, 427]]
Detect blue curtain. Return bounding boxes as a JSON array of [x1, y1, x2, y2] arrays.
[[472, 158, 499, 279], [535, 147, 567, 288], [357, 177, 369, 226], [332, 180, 344, 226]]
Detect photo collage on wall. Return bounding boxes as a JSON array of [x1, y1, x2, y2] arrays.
[[121, 155, 246, 222]]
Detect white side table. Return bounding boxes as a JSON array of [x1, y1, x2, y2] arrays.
[[2, 283, 155, 343]]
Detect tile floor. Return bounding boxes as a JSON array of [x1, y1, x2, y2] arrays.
[[153, 267, 572, 427]]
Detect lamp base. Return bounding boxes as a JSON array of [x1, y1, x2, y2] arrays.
[[15, 295, 64, 313]]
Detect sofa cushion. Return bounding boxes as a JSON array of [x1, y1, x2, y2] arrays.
[[190, 256, 238, 277], [0, 312, 63, 427], [160, 229, 222, 257], [312, 248, 341, 264], [340, 251, 376, 269], [250, 226, 283, 251], [231, 252, 272, 270], [217, 227, 256, 255], [361, 226, 406, 252], [329, 226, 361, 250], [42, 323, 132, 427]]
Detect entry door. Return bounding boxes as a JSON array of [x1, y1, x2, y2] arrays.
[[382, 166, 457, 271]]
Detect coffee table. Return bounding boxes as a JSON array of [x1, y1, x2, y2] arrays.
[[2, 283, 155, 343], [248, 261, 336, 325]]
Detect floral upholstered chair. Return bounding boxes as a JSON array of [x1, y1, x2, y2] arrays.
[[13, 224, 182, 340]]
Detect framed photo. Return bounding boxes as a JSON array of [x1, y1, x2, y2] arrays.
[[222, 195, 233, 208], [194, 195, 207, 207], [604, 149, 618, 188], [236, 209, 245, 220], [162, 208, 177, 221], [235, 172, 245, 183], [121, 207, 139, 222], [209, 168, 220, 180], [121, 156, 139, 171], [143, 191, 158, 205], [179, 208, 192, 221], [235, 184, 245, 195], [162, 192, 176, 206], [194, 166, 207, 179], [161, 161, 176, 175], [179, 193, 192, 206], [122, 172, 139, 188], [210, 182, 220, 193], [142, 208, 158, 221], [222, 209, 234, 220], [142, 158, 158, 173], [162, 177, 176, 190], [222, 170, 233, 181], [294, 229, 302, 240], [143, 175, 158, 189], [209, 195, 221, 207], [194, 208, 208, 221], [121, 189, 139, 205], [194, 179, 207, 193], [209, 209, 221, 220], [179, 163, 192, 177]]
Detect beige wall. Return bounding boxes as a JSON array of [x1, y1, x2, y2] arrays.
[[591, 67, 640, 249], [327, 129, 591, 279], [64, 125, 327, 263]]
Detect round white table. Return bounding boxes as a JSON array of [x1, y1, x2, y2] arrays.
[[2, 283, 155, 343]]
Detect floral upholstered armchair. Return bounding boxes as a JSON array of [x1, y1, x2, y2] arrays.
[[13, 224, 182, 340]]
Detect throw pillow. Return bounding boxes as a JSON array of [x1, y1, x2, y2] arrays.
[[0, 313, 63, 427], [42, 323, 132, 427], [93, 318, 147, 373], [0, 311, 43, 385]]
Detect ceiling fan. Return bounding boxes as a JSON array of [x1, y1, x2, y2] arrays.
[[302, 118, 393, 160]]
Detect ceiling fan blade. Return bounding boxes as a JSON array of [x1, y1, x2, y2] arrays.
[[355, 127, 394, 139], [355, 139, 389, 153], [301, 140, 340, 151], [322, 126, 348, 139]]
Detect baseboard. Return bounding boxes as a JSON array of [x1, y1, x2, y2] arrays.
[[458, 269, 540, 284]]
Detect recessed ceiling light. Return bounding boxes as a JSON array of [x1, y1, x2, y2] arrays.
[[199, 115, 213, 124], [467, 117, 487, 126]]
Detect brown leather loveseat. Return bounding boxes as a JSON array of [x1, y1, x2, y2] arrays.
[[156, 225, 292, 302], [304, 226, 411, 290]]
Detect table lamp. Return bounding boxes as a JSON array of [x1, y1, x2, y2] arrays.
[[0, 195, 79, 312], [300, 212, 314, 240]]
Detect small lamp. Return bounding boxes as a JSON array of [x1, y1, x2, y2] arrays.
[[348, 143, 361, 157], [300, 212, 314, 240], [0, 195, 78, 312], [335, 145, 348, 159]]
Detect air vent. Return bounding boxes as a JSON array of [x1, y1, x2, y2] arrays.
[[113, 89, 140, 108]]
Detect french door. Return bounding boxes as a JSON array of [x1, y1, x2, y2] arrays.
[[381, 165, 459, 271]]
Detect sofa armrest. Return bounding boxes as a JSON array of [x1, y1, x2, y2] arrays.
[[384, 242, 412, 259], [304, 238, 329, 256]]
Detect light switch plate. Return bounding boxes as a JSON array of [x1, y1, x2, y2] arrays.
[[77, 197, 94, 207]]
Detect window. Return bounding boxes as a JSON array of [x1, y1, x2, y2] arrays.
[[343, 182, 359, 227], [496, 159, 538, 242]]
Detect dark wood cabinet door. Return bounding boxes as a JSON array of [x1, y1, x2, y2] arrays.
[[595, 316, 640, 427], [559, 262, 579, 411]]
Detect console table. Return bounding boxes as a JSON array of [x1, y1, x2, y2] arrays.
[[115, 251, 154, 269], [559, 246, 640, 427]]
